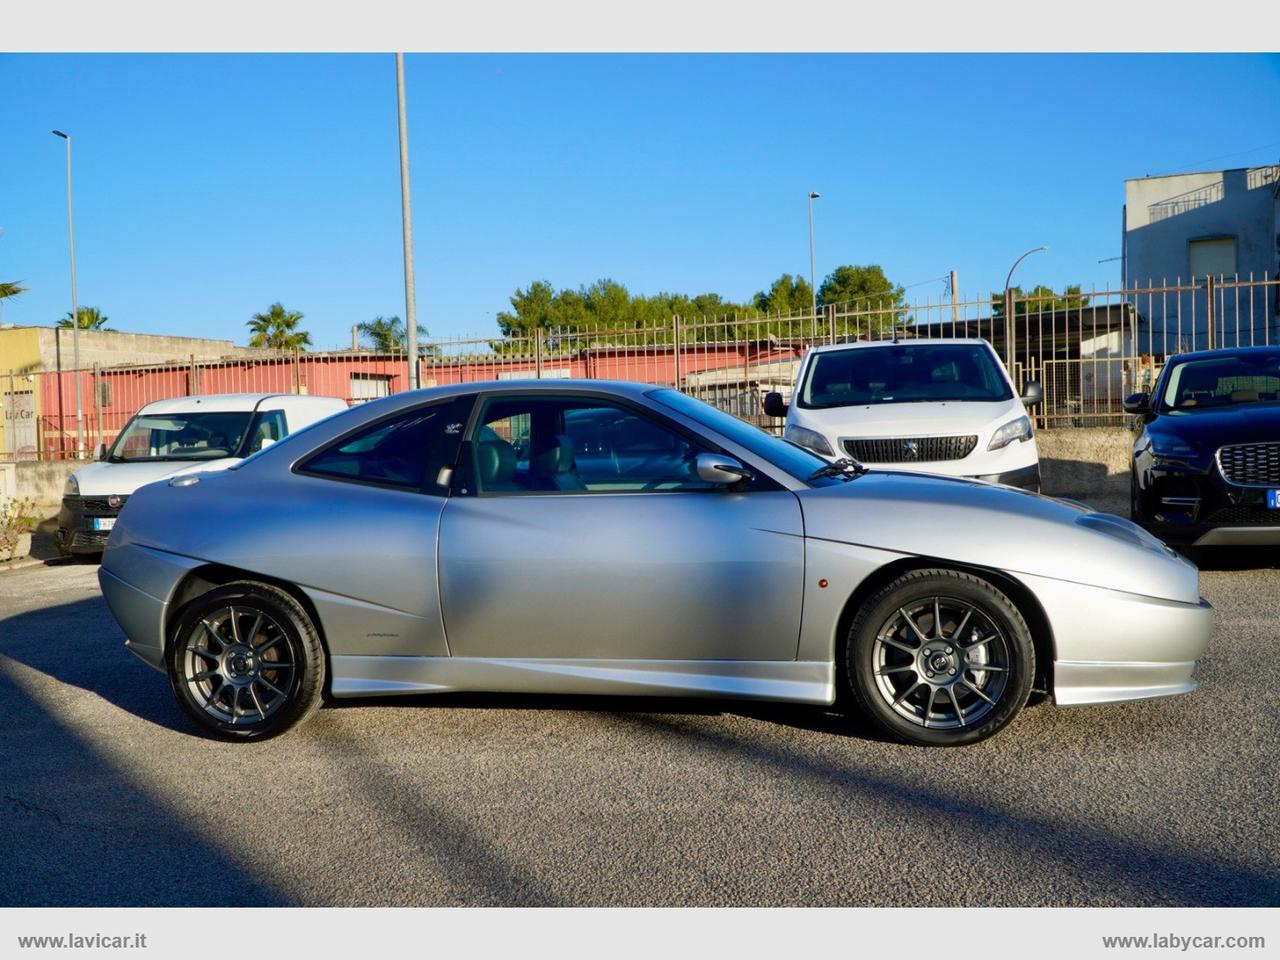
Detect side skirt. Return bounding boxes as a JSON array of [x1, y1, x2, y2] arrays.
[[330, 656, 836, 705]]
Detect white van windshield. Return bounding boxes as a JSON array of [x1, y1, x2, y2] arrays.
[[798, 343, 1013, 408], [108, 411, 254, 462]]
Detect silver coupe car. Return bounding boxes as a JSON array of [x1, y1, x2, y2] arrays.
[[99, 381, 1212, 746]]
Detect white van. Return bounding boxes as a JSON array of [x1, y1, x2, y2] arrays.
[[764, 338, 1043, 491], [58, 393, 347, 555]]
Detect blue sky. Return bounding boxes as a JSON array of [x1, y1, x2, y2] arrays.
[[2, 53, 1279, 347]]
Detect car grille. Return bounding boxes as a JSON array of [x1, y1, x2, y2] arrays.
[[70, 531, 111, 548], [1203, 506, 1280, 527], [1216, 443, 1280, 486], [73, 495, 130, 514], [843, 435, 978, 464]]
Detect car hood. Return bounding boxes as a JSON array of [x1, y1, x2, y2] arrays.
[[797, 472, 1199, 604], [792, 398, 1024, 437], [71, 458, 240, 496], [1148, 402, 1280, 451]]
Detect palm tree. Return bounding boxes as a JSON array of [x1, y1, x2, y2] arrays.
[[247, 302, 312, 351], [0, 281, 29, 302], [58, 306, 113, 331], [355, 315, 429, 353]]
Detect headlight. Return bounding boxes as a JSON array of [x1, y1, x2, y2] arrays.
[[785, 424, 835, 457], [63, 474, 79, 497], [1150, 437, 1199, 460], [987, 416, 1032, 451]]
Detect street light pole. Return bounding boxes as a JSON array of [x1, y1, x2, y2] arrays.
[[1002, 245, 1047, 371], [395, 53, 419, 390], [807, 191, 820, 336], [52, 130, 84, 458]]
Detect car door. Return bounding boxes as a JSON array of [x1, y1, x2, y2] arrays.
[[271, 395, 472, 658], [437, 391, 805, 662]]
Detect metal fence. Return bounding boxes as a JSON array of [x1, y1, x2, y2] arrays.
[[4, 275, 1277, 461]]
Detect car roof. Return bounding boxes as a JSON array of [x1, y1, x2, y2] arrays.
[[807, 337, 996, 354], [1161, 345, 1280, 363], [138, 393, 341, 414]]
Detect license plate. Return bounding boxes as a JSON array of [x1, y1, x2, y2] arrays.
[[91, 517, 116, 531], [1269, 490, 1280, 509]]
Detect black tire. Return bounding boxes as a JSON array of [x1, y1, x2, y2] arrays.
[[844, 568, 1035, 747], [167, 581, 325, 741]]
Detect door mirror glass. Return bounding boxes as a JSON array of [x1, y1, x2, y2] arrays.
[[1122, 392, 1151, 414], [694, 452, 753, 485], [762, 391, 788, 418], [1020, 380, 1043, 405]]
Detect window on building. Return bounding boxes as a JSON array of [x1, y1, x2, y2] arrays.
[[350, 374, 392, 403], [1189, 236, 1237, 280]]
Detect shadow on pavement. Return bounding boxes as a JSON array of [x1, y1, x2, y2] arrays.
[[0, 661, 288, 906], [0, 597, 192, 736], [615, 712, 1279, 907]]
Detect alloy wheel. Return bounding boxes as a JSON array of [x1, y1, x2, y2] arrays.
[[181, 605, 297, 726], [871, 595, 1010, 730]]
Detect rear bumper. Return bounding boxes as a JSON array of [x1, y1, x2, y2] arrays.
[[98, 542, 204, 672]]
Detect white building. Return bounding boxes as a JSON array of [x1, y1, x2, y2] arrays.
[[1123, 164, 1280, 354]]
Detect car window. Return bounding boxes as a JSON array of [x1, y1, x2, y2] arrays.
[[797, 343, 1013, 408], [1160, 353, 1280, 411], [245, 410, 287, 454], [108, 411, 253, 462], [300, 402, 462, 492], [469, 396, 715, 495]]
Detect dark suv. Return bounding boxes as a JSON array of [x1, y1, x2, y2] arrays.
[[1125, 346, 1280, 546]]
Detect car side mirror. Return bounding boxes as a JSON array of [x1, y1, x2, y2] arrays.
[[1122, 392, 1150, 415], [95, 442, 107, 461], [695, 452, 754, 486], [259, 437, 276, 450], [1020, 380, 1042, 406], [762, 391, 788, 418]]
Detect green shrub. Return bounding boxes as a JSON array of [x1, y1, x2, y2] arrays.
[[0, 496, 39, 561]]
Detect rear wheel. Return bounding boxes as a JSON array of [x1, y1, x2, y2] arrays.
[[845, 569, 1035, 747], [167, 582, 324, 741]]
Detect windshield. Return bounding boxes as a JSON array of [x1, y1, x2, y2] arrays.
[[1159, 353, 1280, 412], [647, 388, 854, 486], [797, 342, 1013, 408], [108, 411, 254, 462]]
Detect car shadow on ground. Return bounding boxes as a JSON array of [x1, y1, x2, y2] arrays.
[[0, 661, 288, 906], [610, 711, 1280, 906]]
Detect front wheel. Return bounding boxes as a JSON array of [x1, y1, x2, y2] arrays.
[[167, 582, 325, 741], [845, 569, 1035, 747]]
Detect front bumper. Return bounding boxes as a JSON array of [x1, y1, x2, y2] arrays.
[[57, 494, 129, 555], [976, 463, 1041, 492], [1139, 461, 1280, 546], [1014, 571, 1212, 707]]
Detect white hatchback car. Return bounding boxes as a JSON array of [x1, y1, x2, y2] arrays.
[[58, 393, 348, 555], [764, 338, 1043, 491]]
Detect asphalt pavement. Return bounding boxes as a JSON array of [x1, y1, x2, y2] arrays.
[[0, 553, 1277, 907]]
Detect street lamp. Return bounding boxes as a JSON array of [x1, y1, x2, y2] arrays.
[[1002, 245, 1047, 370], [394, 54, 419, 389], [807, 191, 820, 335], [52, 129, 84, 458]]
